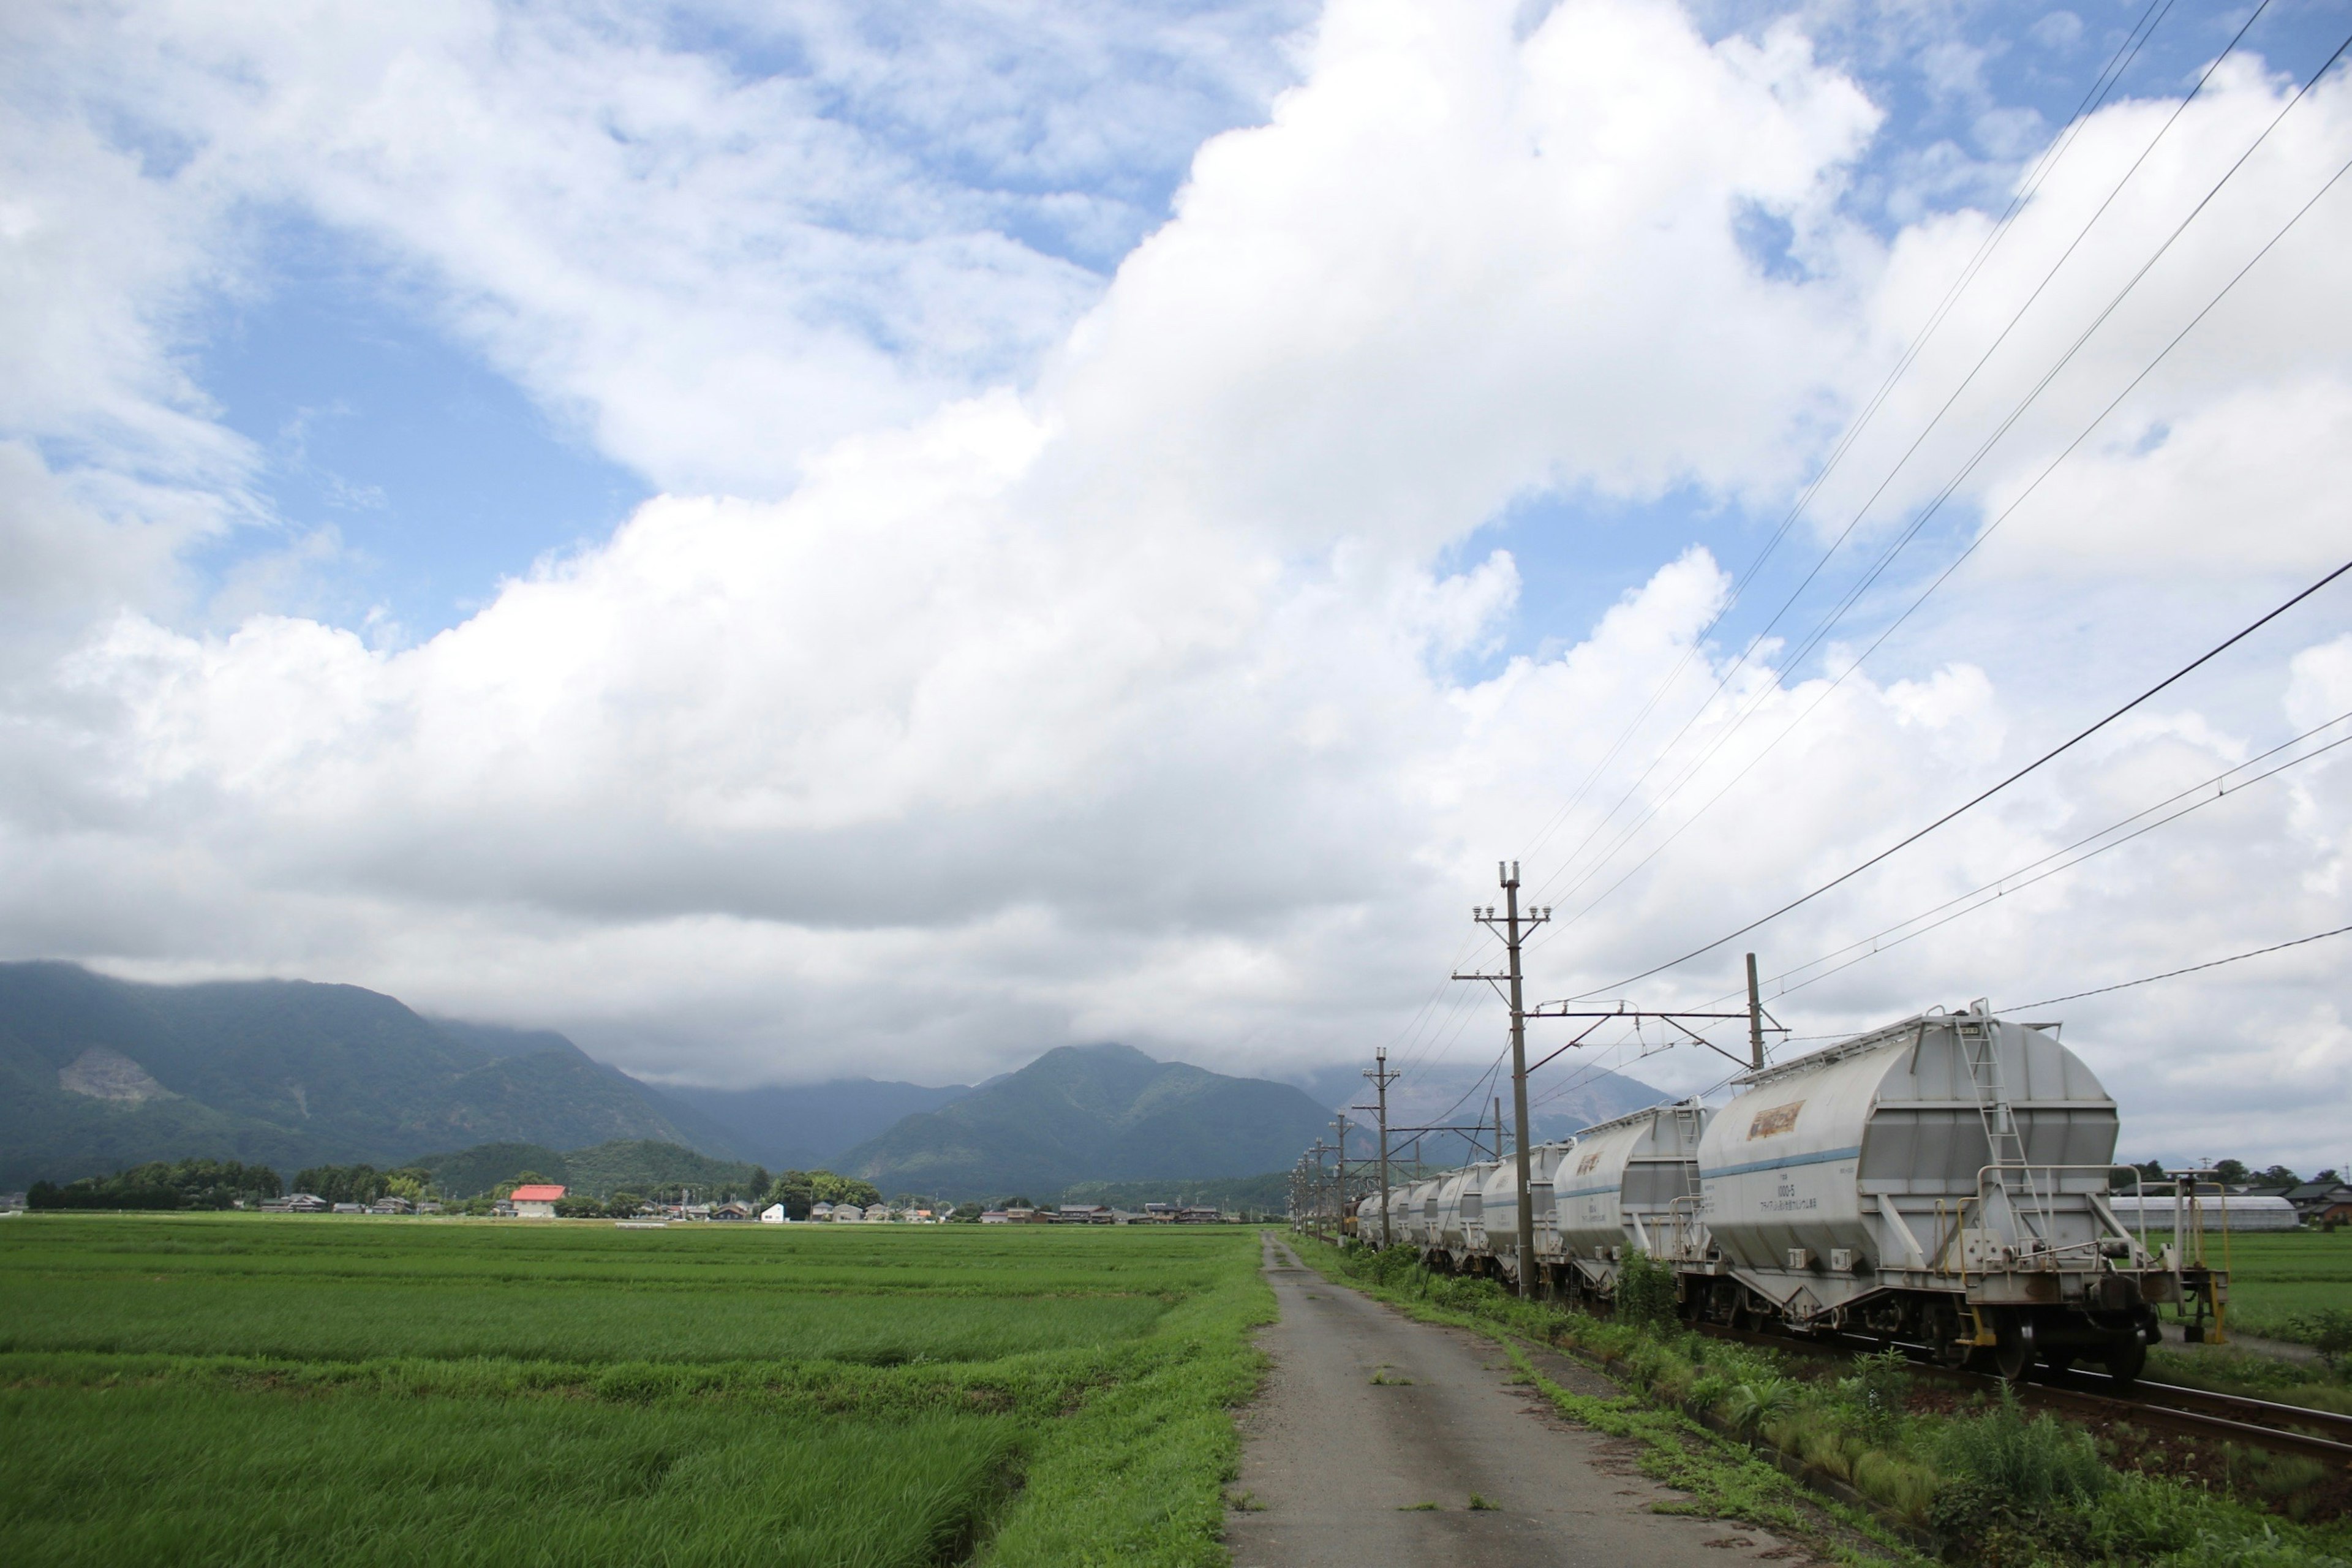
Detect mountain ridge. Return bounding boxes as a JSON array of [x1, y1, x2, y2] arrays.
[[835, 1042, 1339, 1198], [0, 962, 736, 1186]]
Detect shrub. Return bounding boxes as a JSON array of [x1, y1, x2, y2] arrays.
[[1615, 1251, 1679, 1330], [1931, 1386, 2109, 1508], [1722, 1376, 1798, 1436], [2294, 1306, 2352, 1369], [1838, 1348, 1912, 1442]]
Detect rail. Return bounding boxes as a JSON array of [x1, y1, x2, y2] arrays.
[[1694, 1320, 2350, 1471]]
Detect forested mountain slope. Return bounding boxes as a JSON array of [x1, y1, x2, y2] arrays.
[[0, 963, 734, 1185], [836, 1043, 1337, 1198]]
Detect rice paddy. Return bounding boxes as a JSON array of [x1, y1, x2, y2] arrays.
[[2132, 1228, 2352, 1343], [0, 1215, 1272, 1566]]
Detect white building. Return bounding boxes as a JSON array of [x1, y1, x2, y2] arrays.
[[760, 1203, 788, 1223], [509, 1183, 566, 1219]]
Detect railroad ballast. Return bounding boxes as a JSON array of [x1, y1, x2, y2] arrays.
[[1348, 1000, 2228, 1384]]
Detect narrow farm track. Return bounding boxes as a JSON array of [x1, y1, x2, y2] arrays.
[[1695, 1322, 2352, 1469], [1224, 1235, 1812, 1568]]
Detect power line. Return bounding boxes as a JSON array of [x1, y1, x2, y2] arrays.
[[2003, 924, 2352, 1011], [1526, 17, 2349, 940], [1580, 557, 2352, 995], [1537, 128, 2352, 950], [1510, 0, 2191, 889], [1754, 713, 2352, 1000]]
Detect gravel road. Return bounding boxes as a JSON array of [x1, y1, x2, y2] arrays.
[[1223, 1234, 1813, 1568]]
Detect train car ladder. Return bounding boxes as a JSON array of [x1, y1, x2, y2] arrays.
[[1960, 1006, 2052, 1249]]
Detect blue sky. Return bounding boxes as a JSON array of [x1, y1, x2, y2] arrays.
[[172, 0, 2351, 662]]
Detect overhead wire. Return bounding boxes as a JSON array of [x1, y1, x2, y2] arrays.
[[1533, 38, 2352, 970], [1751, 711, 2352, 1000], [2002, 923, 2352, 1011], [1521, 0, 2253, 910], [1536, 127, 2352, 950], [1400, 9, 2352, 1128], [1580, 556, 2352, 996], [1525, 9, 2337, 941], [1507, 0, 2187, 881]]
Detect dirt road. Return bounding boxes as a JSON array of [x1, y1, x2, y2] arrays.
[[1223, 1235, 1809, 1568]]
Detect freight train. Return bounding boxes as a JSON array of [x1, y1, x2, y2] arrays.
[[1346, 1001, 2227, 1384]]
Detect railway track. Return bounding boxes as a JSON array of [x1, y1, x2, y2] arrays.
[[1692, 1321, 2352, 1469]]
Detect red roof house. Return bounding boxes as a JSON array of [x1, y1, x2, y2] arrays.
[[508, 1184, 567, 1218]]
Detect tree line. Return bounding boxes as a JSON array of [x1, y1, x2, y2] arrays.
[[2113, 1159, 2339, 1189], [29, 1159, 282, 1210]]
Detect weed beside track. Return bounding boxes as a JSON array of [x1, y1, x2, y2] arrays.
[[1300, 1237, 2352, 1568]]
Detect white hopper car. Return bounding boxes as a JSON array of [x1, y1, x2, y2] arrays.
[[1349, 1001, 2228, 1383]]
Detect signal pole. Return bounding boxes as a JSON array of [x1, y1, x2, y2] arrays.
[[1453, 861, 1549, 1298], [1363, 1049, 1399, 1247]]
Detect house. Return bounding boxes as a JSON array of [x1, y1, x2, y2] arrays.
[[2286, 1182, 2352, 1222], [1057, 1205, 1112, 1224], [809, 1202, 834, 1221], [979, 1209, 1010, 1224], [509, 1183, 566, 1219], [261, 1193, 329, 1213], [710, 1200, 755, 1221], [1002, 1206, 1046, 1223], [1178, 1206, 1222, 1224], [862, 1203, 892, 1222], [368, 1196, 415, 1215], [331, 1202, 368, 1215], [416, 1200, 443, 1215], [832, 1204, 863, 1222], [760, 1203, 789, 1223]]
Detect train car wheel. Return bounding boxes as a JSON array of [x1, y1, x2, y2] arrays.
[[2041, 1351, 2075, 1374], [2101, 1335, 2146, 1386], [1991, 1325, 2031, 1381]]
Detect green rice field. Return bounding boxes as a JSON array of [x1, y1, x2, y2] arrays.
[[0, 1215, 1272, 1567], [2135, 1227, 2352, 1343]]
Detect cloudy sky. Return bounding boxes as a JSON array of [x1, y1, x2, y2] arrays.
[[5, 0, 2351, 1167]]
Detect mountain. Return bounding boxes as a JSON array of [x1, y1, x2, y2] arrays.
[[0, 962, 737, 1186], [412, 1138, 764, 1199], [1294, 1058, 1670, 1166], [835, 1042, 1338, 1198], [657, 1078, 973, 1170]]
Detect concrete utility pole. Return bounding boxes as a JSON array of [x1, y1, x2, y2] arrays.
[[1747, 952, 1766, 1071], [1452, 862, 1550, 1298], [1364, 1049, 1399, 1248], [1331, 1115, 1350, 1240], [1307, 1139, 1335, 1240]]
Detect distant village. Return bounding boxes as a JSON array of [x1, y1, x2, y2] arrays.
[[223, 1186, 1239, 1224]]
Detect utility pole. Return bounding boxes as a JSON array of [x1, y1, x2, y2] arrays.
[[1452, 862, 1549, 1297], [1746, 952, 1766, 1071], [1331, 1115, 1351, 1240], [1364, 1049, 1398, 1248], [1306, 1139, 1335, 1240]]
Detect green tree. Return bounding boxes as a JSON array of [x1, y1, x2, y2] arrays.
[[293, 1165, 391, 1205], [2211, 1158, 2250, 1185], [807, 1171, 881, 1208]]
